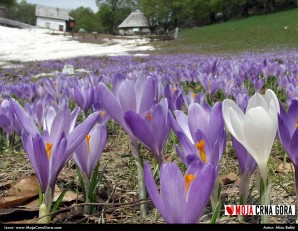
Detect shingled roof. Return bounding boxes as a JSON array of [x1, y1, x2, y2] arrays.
[[35, 4, 73, 20], [118, 10, 149, 29]]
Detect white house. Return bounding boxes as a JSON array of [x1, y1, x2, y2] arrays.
[[35, 4, 75, 32], [118, 10, 150, 36]]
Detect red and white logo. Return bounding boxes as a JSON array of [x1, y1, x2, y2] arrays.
[[224, 205, 295, 216]]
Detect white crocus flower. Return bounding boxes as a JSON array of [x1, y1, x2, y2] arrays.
[[222, 89, 279, 180], [222, 89, 279, 223]]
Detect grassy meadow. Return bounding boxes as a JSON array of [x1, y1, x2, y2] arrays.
[[154, 8, 298, 54]]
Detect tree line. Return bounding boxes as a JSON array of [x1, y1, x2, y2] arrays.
[[2, 0, 298, 34]]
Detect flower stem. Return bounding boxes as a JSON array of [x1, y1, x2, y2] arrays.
[[130, 138, 147, 219], [259, 174, 269, 224], [39, 186, 53, 224], [210, 180, 221, 222], [83, 174, 91, 215], [238, 169, 251, 223]]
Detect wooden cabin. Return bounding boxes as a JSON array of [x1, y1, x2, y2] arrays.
[[35, 4, 75, 32], [118, 10, 150, 36]]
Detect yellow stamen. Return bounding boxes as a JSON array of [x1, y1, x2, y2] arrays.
[[147, 113, 152, 121], [296, 118, 298, 129], [45, 143, 53, 160], [192, 93, 196, 99], [196, 139, 206, 163], [171, 87, 177, 93], [100, 111, 105, 118], [184, 174, 195, 192], [86, 134, 91, 154]]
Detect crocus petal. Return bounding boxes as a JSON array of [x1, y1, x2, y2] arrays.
[[290, 129, 298, 165], [74, 87, 84, 112], [160, 162, 186, 223], [243, 107, 276, 166], [88, 124, 107, 178], [43, 106, 56, 133], [232, 136, 257, 175], [175, 144, 187, 165], [50, 137, 67, 188], [188, 103, 208, 140], [118, 80, 137, 112], [222, 99, 245, 143], [124, 111, 156, 155], [32, 135, 49, 192], [264, 89, 280, 113], [246, 92, 268, 112], [73, 138, 88, 175], [138, 76, 155, 114], [22, 133, 39, 183], [287, 99, 298, 136], [151, 104, 169, 158], [173, 110, 192, 142], [10, 98, 39, 136], [0, 115, 12, 134], [98, 83, 125, 127], [70, 107, 80, 131], [207, 102, 223, 145], [66, 112, 99, 155], [185, 159, 203, 177], [186, 162, 216, 223], [278, 115, 291, 154], [144, 162, 166, 221], [176, 131, 198, 165], [49, 108, 71, 143]]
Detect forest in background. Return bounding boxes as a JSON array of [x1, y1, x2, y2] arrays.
[[1, 0, 298, 34]]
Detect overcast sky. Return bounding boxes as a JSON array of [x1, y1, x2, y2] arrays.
[[18, 0, 98, 12]]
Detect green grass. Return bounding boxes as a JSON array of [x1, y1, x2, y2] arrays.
[[156, 8, 298, 54]]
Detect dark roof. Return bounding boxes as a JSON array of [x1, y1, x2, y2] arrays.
[[118, 10, 149, 29], [35, 4, 74, 20]]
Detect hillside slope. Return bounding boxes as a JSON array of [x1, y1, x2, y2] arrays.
[[155, 8, 298, 54]]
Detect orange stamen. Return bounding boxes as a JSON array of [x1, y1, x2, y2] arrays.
[[100, 111, 105, 118], [46, 143, 53, 160], [184, 174, 195, 192], [86, 134, 91, 153], [196, 139, 207, 163], [147, 113, 152, 121], [172, 87, 177, 94], [296, 118, 298, 129]]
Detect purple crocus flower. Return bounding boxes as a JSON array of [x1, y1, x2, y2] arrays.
[[74, 84, 93, 115], [73, 123, 107, 179], [144, 160, 216, 223], [182, 90, 205, 108], [97, 75, 156, 218], [278, 98, 298, 221], [0, 99, 15, 135], [235, 92, 250, 112], [231, 136, 257, 205], [251, 76, 265, 93], [170, 102, 226, 167], [124, 99, 171, 165], [164, 83, 183, 111], [170, 102, 225, 215], [10, 98, 99, 207], [92, 85, 109, 125], [286, 84, 298, 106], [97, 75, 155, 139]]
